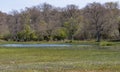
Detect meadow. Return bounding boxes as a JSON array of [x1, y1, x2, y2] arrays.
[[0, 0, 120, 72], [0, 45, 119, 72]]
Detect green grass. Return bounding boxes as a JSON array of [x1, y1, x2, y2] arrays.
[[0, 46, 119, 72]]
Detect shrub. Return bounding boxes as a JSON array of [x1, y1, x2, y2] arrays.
[[53, 28, 68, 40], [3, 34, 13, 41], [17, 30, 37, 41], [99, 42, 114, 46]]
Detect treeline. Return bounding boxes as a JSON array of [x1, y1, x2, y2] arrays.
[[0, 2, 120, 42]]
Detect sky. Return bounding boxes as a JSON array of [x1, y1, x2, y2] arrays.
[[0, 0, 119, 13]]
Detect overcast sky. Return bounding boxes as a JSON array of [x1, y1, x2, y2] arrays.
[[0, 0, 119, 13]]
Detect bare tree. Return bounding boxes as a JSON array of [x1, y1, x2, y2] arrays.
[[83, 2, 108, 42], [41, 3, 61, 41], [104, 2, 120, 40], [0, 12, 9, 37]]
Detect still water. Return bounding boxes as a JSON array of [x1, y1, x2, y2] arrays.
[[0, 44, 90, 47]]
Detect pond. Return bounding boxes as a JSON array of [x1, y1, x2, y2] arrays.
[[0, 44, 91, 47]]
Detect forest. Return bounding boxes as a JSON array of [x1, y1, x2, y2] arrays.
[[0, 2, 120, 42]]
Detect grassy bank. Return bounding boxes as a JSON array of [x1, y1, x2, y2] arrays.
[[1, 39, 120, 46], [0, 46, 119, 72], [0, 40, 99, 45]]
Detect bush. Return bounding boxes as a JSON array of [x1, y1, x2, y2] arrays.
[[17, 30, 37, 41], [37, 35, 44, 41], [53, 28, 68, 40], [18, 24, 38, 41], [99, 42, 114, 46], [30, 32, 38, 41], [3, 34, 13, 41]]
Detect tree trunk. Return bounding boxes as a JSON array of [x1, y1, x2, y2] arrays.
[[96, 31, 101, 42], [118, 28, 120, 40]]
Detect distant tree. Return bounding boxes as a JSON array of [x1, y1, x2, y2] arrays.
[[83, 2, 108, 42], [104, 2, 120, 39], [41, 3, 61, 41], [1, 2, 120, 42], [0, 12, 9, 38], [63, 5, 80, 41], [8, 10, 22, 41]]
